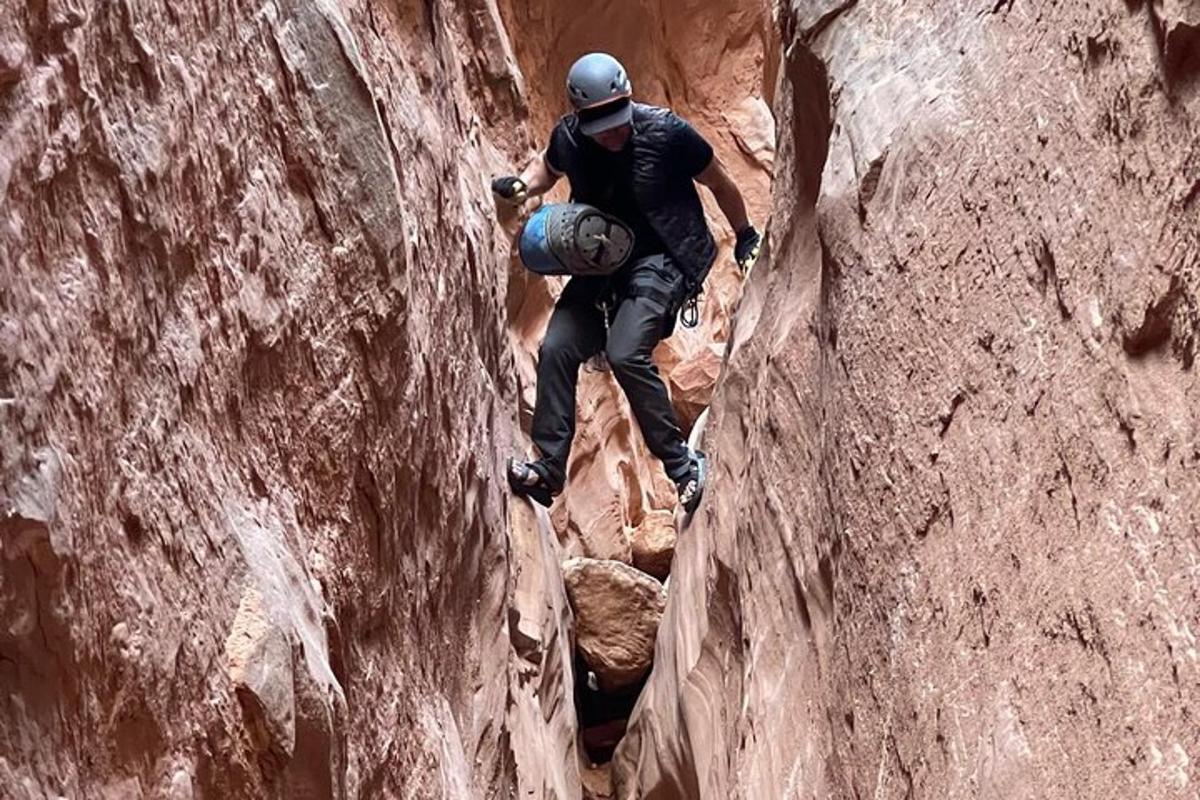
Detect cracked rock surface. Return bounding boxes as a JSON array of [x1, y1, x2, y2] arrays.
[[617, 2, 1199, 798], [0, 0, 578, 795]]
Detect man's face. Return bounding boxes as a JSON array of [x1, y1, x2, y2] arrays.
[[589, 123, 633, 152]]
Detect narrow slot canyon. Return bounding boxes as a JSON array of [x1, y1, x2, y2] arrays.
[[2, 1, 1198, 799], [492, 3, 775, 795]]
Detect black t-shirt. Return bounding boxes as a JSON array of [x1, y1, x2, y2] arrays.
[[545, 118, 714, 262]]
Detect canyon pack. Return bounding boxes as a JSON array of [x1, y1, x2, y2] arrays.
[[518, 202, 635, 276]]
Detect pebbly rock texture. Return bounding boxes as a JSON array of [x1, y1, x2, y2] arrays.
[[224, 589, 306, 771], [563, 558, 667, 693], [618, 2, 1199, 799], [0, 0, 582, 796]]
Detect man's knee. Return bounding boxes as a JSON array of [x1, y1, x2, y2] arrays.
[[605, 339, 647, 378], [539, 328, 581, 370]]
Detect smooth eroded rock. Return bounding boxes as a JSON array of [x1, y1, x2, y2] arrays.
[[667, 342, 725, 433]]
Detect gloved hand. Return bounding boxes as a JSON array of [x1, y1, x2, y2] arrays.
[[492, 176, 528, 206], [734, 225, 761, 273]]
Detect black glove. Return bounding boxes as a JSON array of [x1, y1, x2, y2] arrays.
[[734, 225, 761, 272], [491, 175, 527, 206]]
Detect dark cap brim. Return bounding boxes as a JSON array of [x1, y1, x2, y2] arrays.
[[578, 101, 634, 135]]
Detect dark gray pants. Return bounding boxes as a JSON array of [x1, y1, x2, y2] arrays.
[[531, 257, 691, 490]]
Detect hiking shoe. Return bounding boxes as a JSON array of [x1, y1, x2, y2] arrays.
[[507, 457, 558, 508], [676, 450, 708, 514]]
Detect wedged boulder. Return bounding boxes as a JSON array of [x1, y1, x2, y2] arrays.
[[562, 558, 666, 692], [629, 510, 676, 581]]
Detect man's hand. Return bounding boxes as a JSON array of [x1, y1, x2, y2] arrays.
[[735, 225, 761, 273], [492, 176, 528, 206]]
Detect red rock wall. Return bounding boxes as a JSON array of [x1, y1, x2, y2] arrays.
[[0, 0, 580, 796], [8, 0, 1194, 797], [618, 2, 1199, 798]]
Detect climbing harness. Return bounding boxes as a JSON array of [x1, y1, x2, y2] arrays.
[[619, 255, 697, 336]]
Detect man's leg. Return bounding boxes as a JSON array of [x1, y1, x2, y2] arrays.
[[530, 283, 606, 490], [605, 294, 692, 483]]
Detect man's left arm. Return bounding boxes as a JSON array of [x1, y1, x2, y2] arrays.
[[696, 158, 761, 273]]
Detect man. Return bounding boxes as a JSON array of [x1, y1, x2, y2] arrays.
[[493, 52, 761, 514]]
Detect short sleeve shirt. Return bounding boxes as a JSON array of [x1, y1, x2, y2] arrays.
[[545, 115, 714, 177], [544, 115, 714, 261]]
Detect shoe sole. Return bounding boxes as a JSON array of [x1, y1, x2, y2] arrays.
[[682, 450, 707, 514], [507, 457, 555, 508]]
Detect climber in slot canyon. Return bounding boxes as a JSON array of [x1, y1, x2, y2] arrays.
[[493, 51, 762, 514]]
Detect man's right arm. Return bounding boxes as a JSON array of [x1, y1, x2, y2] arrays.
[[520, 153, 562, 196], [492, 152, 561, 206]]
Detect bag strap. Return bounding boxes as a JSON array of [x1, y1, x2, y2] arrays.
[[622, 283, 676, 308]]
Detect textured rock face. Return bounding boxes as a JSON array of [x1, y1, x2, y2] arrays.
[[0, 0, 579, 796], [0, 0, 773, 792], [564, 558, 667, 693], [618, 2, 1199, 799], [7, 0, 1193, 797]]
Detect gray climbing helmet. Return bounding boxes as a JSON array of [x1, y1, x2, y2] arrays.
[[566, 52, 634, 135]]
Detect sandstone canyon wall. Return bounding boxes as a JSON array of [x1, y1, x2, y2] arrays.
[[618, 1, 1199, 799], [0, 0, 582, 795]]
